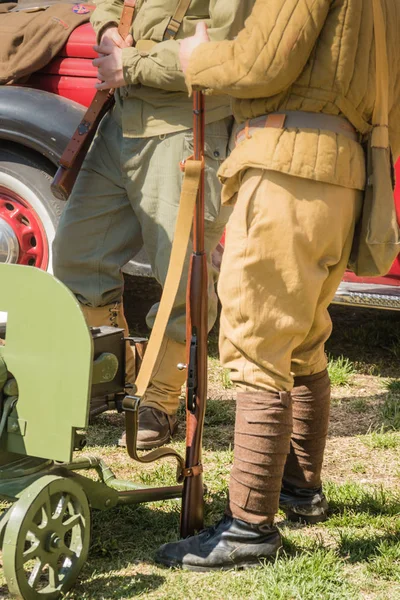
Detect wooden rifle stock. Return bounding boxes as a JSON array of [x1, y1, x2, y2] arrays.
[[51, 0, 136, 201], [180, 92, 208, 538]]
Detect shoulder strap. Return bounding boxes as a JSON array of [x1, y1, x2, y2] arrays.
[[163, 0, 192, 40], [119, 0, 136, 40], [371, 0, 390, 149]]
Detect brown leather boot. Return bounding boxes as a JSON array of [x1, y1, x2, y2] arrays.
[[280, 369, 331, 523], [228, 390, 293, 525], [118, 406, 179, 450], [119, 336, 186, 449], [138, 406, 178, 450]]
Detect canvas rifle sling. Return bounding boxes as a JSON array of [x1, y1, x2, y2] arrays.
[[125, 158, 201, 403], [123, 158, 202, 475]]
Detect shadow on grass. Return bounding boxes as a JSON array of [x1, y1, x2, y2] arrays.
[[337, 531, 400, 564], [86, 412, 126, 448], [72, 571, 165, 600], [328, 305, 400, 378]]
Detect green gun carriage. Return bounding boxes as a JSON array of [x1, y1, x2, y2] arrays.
[[0, 263, 186, 600]]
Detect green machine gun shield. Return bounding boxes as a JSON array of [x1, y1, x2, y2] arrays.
[[0, 263, 184, 599]]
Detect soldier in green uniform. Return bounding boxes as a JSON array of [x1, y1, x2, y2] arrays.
[[155, 0, 400, 570], [53, 0, 253, 449]]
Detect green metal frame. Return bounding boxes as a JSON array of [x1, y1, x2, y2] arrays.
[[0, 264, 92, 463]]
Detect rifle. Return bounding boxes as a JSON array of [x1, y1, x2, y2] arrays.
[[121, 92, 207, 538], [51, 0, 136, 201], [180, 91, 208, 538]]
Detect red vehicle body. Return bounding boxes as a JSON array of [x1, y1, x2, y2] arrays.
[[1, 22, 400, 310]]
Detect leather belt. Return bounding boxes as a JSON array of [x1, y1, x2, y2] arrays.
[[235, 111, 359, 145]]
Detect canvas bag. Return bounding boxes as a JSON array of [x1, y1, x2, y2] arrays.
[[348, 0, 400, 277]]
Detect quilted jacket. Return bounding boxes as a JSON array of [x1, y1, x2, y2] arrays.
[[185, 0, 400, 203]]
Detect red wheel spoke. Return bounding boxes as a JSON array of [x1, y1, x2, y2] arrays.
[[6, 206, 22, 221], [20, 229, 36, 253]]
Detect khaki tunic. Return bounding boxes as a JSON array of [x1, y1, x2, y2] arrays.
[[186, 0, 400, 202], [91, 0, 254, 137]]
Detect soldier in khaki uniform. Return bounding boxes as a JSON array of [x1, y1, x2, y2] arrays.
[[156, 0, 400, 570], [53, 0, 253, 448]]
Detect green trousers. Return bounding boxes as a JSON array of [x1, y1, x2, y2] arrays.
[[53, 111, 232, 343]]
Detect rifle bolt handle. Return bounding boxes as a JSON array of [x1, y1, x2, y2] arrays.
[[177, 363, 187, 371]]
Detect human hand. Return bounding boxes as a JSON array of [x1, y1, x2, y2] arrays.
[[93, 43, 127, 90], [100, 26, 134, 49], [179, 22, 210, 74]]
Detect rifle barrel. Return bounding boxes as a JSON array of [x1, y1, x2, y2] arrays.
[[193, 92, 206, 255]]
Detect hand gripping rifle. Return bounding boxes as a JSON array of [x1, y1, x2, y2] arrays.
[[121, 92, 207, 537], [51, 0, 136, 201]]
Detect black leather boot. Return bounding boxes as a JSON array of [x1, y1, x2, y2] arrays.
[[155, 515, 282, 571], [279, 482, 328, 524]]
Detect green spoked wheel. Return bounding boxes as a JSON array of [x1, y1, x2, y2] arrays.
[[2, 475, 90, 600]]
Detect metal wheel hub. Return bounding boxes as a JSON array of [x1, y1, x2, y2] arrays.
[[0, 219, 19, 263], [47, 532, 63, 553], [0, 187, 48, 268]]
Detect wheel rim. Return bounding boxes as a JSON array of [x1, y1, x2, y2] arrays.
[[0, 186, 49, 269], [3, 475, 90, 600]]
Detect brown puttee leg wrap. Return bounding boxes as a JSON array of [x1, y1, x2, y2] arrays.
[[228, 391, 292, 525], [283, 369, 331, 489]]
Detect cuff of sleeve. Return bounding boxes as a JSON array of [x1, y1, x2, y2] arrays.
[[186, 40, 234, 96], [185, 43, 212, 90], [122, 46, 142, 86], [185, 44, 216, 96], [96, 21, 118, 44]]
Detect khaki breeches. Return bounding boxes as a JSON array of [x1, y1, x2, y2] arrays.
[[219, 169, 363, 392]]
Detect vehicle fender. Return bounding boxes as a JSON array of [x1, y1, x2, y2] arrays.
[[0, 86, 84, 166]]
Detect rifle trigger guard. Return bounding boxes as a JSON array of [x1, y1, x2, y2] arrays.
[[182, 464, 203, 478]]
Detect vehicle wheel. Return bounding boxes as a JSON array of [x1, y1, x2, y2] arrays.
[[0, 146, 64, 272], [2, 475, 90, 600]]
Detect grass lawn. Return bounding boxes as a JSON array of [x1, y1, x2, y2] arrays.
[[1, 304, 400, 599]]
